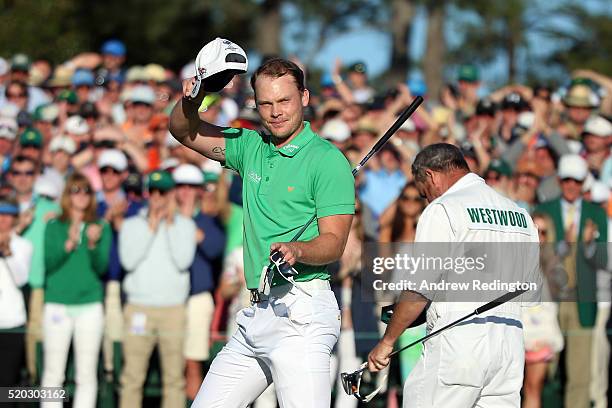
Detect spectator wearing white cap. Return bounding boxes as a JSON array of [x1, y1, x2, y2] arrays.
[[320, 118, 351, 149], [45, 136, 76, 182], [172, 164, 226, 400], [95, 148, 143, 376], [582, 116, 612, 178], [122, 85, 155, 146], [0, 116, 17, 172], [535, 154, 608, 408], [64, 115, 90, 151]]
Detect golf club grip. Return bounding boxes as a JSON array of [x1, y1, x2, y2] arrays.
[[355, 95, 423, 174], [475, 288, 528, 314]]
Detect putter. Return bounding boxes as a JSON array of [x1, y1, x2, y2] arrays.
[[341, 288, 529, 403], [269, 96, 424, 274]]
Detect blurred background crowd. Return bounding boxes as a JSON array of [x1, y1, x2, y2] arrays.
[[0, 1, 611, 407]]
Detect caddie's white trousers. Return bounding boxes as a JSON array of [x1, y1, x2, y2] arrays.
[[403, 312, 524, 408], [192, 280, 341, 408]]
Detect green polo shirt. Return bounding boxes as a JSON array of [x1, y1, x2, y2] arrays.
[[223, 121, 355, 289]]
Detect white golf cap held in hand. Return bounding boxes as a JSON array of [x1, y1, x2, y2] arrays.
[[192, 37, 248, 95]]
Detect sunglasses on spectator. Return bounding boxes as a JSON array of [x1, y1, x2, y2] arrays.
[[176, 183, 199, 189], [21, 143, 40, 149], [149, 188, 170, 195], [94, 140, 117, 149], [517, 172, 539, 180], [400, 194, 422, 202], [69, 185, 91, 195], [7, 92, 26, 99], [485, 172, 501, 181], [561, 177, 582, 184], [11, 170, 35, 177], [100, 166, 121, 175]]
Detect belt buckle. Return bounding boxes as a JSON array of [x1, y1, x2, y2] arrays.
[[250, 289, 261, 304]]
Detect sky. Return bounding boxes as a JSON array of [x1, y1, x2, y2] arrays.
[[274, 0, 610, 91]]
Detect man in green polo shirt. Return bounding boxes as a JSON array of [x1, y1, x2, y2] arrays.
[[170, 54, 354, 407]]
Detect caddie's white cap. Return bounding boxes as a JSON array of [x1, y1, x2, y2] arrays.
[[49, 136, 76, 154], [320, 118, 351, 142], [173, 164, 204, 185], [65, 115, 89, 135], [97, 149, 128, 171], [194, 38, 248, 92], [558, 154, 588, 181], [583, 116, 612, 137]]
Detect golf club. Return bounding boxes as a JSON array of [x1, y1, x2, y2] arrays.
[[341, 288, 529, 403], [268, 96, 424, 272]]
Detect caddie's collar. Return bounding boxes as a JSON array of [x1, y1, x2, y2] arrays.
[[269, 121, 315, 157], [441, 172, 483, 197]]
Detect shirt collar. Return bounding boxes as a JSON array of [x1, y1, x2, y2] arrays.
[[267, 121, 316, 157], [561, 197, 582, 210], [441, 172, 483, 197]]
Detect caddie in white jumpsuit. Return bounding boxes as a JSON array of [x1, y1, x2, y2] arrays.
[[368, 143, 540, 407]]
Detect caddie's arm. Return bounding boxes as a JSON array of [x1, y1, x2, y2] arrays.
[[169, 77, 229, 163], [368, 291, 428, 372], [383, 292, 428, 345]]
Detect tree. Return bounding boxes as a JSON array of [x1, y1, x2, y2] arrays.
[[255, 0, 282, 57], [0, 0, 259, 70], [422, 0, 447, 100], [540, 3, 612, 76], [288, 0, 383, 64], [386, 0, 416, 85], [450, 0, 531, 83]]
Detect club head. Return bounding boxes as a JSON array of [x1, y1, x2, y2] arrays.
[[340, 370, 359, 395], [340, 363, 385, 404]]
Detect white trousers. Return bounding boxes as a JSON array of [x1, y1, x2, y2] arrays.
[[331, 329, 362, 408], [192, 282, 341, 408], [403, 313, 524, 408], [41, 302, 104, 408]]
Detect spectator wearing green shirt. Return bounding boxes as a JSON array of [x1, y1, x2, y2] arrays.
[[41, 173, 111, 408], [171, 56, 354, 407]]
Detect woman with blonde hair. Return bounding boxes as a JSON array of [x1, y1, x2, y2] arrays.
[[41, 172, 111, 408]]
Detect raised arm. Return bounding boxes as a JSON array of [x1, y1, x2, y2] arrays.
[[168, 78, 230, 163]]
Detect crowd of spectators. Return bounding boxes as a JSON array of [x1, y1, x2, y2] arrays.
[[0, 38, 611, 408]]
